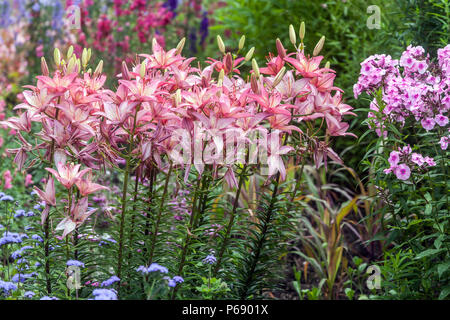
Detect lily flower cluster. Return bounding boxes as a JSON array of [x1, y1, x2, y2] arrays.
[[2, 28, 354, 239]]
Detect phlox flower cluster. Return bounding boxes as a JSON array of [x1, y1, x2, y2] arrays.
[[383, 145, 436, 181], [355, 45, 449, 138]]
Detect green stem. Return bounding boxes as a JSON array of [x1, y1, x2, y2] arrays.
[[171, 175, 203, 299], [148, 162, 173, 265], [116, 104, 140, 291], [240, 172, 281, 299], [213, 162, 248, 276]]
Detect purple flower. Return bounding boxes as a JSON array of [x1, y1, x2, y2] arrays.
[[66, 260, 85, 268], [0, 280, 17, 295], [24, 291, 35, 298], [137, 263, 168, 275], [388, 151, 400, 166], [101, 276, 120, 287], [92, 288, 118, 300], [421, 118, 435, 131], [0, 195, 14, 201], [40, 296, 59, 300], [394, 164, 411, 180], [202, 255, 217, 265]]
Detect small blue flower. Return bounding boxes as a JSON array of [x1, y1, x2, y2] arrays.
[[40, 296, 59, 300], [136, 263, 169, 275], [0, 280, 17, 295], [168, 279, 176, 287], [172, 276, 184, 284], [14, 210, 26, 218], [32, 234, 43, 242], [92, 289, 117, 300], [0, 195, 14, 201], [202, 254, 217, 265], [101, 276, 120, 287], [66, 260, 85, 268], [24, 291, 35, 298]]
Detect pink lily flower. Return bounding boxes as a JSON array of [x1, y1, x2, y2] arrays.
[[56, 197, 97, 238], [46, 162, 91, 189]]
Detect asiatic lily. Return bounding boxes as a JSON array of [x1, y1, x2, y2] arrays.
[[46, 162, 91, 189]]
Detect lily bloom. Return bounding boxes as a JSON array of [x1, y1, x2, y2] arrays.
[[46, 162, 91, 189], [284, 52, 332, 78], [33, 177, 56, 207], [260, 53, 285, 76], [36, 72, 78, 95], [75, 174, 109, 197], [56, 197, 97, 238]]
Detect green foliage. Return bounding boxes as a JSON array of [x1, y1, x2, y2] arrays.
[[361, 93, 450, 300]]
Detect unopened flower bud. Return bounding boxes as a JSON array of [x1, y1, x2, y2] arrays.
[[175, 89, 181, 106], [139, 60, 146, 78], [272, 67, 286, 87], [252, 58, 260, 78], [251, 74, 259, 93], [244, 47, 255, 62], [87, 48, 92, 62], [94, 60, 103, 77], [41, 57, 49, 76], [82, 48, 88, 68], [75, 59, 81, 73], [67, 56, 76, 73], [313, 36, 325, 56], [217, 35, 225, 54], [299, 22, 305, 41], [67, 45, 74, 59], [276, 38, 286, 59], [238, 35, 245, 50], [175, 37, 186, 55], [224, 53, 233, 73], [324, 61, 330, 69], [121, 61, 130, 80], [289, 24, 296, 45], [217, 69, 225, 87], [152, 38, 158, 52], [54, 48, 61, 66]]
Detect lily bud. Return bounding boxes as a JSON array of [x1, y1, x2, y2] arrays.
[[87, 48, 92, 62], [67, 45, 74, 59], [313, 36, 325, 56], [252, 58, 260, 79], [94, 60, 103, 77], [67, 56, 76, 73], [272, 67, 286, 87], [244, 47, 255, 62], [217, 69, 225, 87], [175, 89, 182, 106], [251, 74, 259, 94], [238, 35, 246, 50], [139, 60, 146, 78], [82, 48, 88, 68], [276, 38, 286, 59], [152, 38, 158, 52], [75, 59, 81, 73], [224, 53, 233, 73], [121, 61, 130, 80], [41, 57, 49, 76], [217, 35, 225, 54], [54, 48, 61, 66], [289, 24, 296, 45], [299, 21, 305, 42], [324, 61, 330, 69], [175, 37, 186, 55]]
